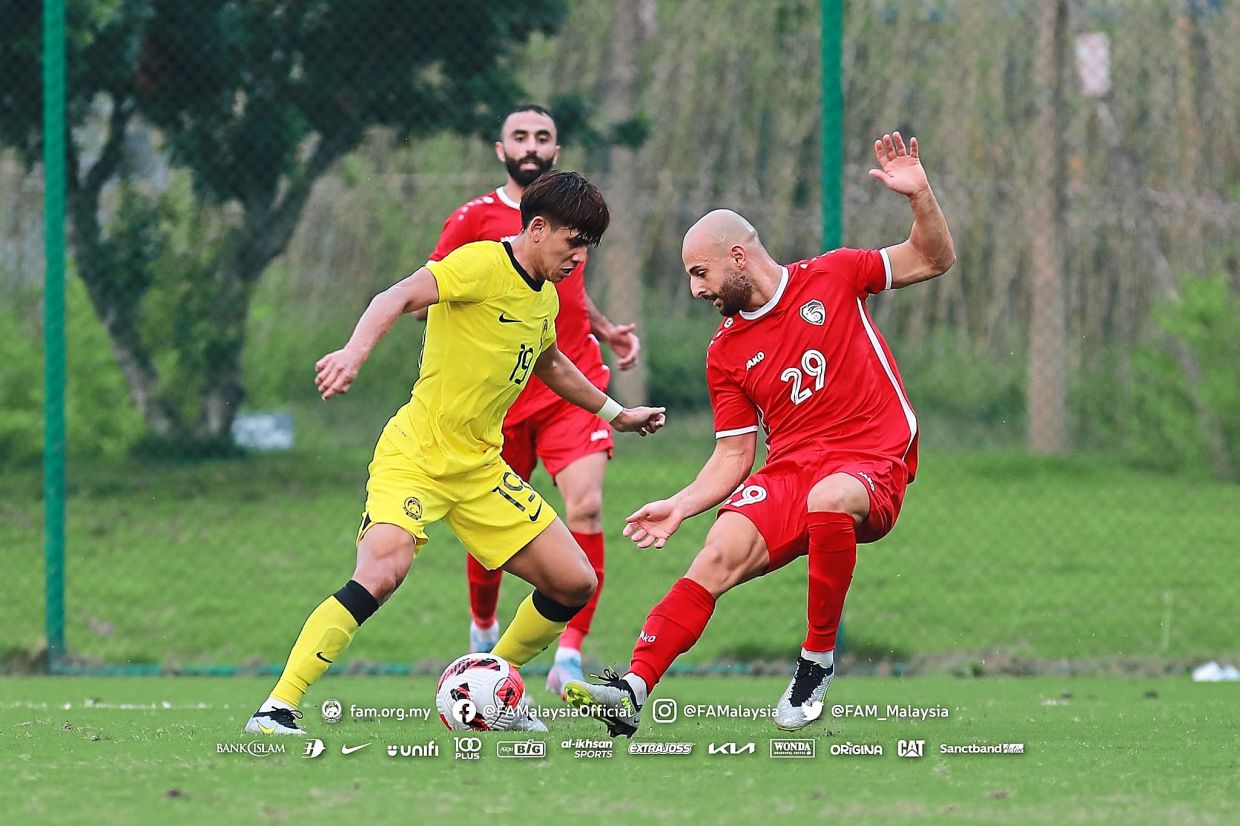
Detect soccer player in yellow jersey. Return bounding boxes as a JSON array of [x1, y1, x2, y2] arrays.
[[244, 172, 666, 735]]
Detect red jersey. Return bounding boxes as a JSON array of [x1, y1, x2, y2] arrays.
[[429, 187, 608, 423], [705, 248, 919, 479]]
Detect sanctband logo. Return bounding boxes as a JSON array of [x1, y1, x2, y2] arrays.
[[708, 742, 756, 755], [770, 739, 816, 758]]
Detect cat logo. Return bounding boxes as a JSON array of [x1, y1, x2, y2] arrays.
[[800, 300, 826, 326], [745, 352, 766, 370]]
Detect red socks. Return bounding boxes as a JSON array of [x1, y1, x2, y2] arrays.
[[560, 531, 605, 651], [466, 555, 502, 627], [629, 577, 716, 691], [804, 511, 857, 652]]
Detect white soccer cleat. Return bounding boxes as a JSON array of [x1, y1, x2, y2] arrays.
[[244, 707, 307, 736], [563, 669, 641, 738], [774, 656, 834, 731], [469, 620, 500, 654]]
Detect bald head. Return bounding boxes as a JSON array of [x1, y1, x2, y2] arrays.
[[682, 209, 761, 260], [682, 209, 782, 317]]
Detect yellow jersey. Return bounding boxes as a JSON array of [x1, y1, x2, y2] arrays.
[[386, 240, 559, 476]]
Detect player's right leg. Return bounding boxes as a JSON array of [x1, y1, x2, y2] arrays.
[[563, 511, 770, 737], [245, 523, 414, 735]]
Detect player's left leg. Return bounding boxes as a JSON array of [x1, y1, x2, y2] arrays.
[[545, 449, 610, 696], [773, 472, 869, 731]]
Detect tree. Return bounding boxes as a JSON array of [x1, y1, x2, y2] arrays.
[[1, 0, 564, 448]]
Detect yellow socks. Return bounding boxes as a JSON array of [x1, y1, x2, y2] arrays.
[[268, 580, 379, 708], [492, 590, 582, 668]]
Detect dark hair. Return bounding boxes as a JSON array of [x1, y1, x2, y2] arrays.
[[500, 104, 555, 136], [520, 171, 610, 247]]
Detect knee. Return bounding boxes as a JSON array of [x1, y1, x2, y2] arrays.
[[354, 529, 415, 602], [565, 490, 603, 530], [806, 482, 865, 519], [686, 542, 741, 597], [560, 565, 598, 607]]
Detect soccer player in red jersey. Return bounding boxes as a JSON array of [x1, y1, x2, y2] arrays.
[[565, 132, 955, 735], [423, 105, 642, 696]]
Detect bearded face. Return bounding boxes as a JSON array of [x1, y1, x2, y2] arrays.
[[503, 151, 555, 186], [712, 266, 755, 316]]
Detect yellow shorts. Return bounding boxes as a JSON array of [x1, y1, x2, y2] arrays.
[[357, 428, 558, 570]]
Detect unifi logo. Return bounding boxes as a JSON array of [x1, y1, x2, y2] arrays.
[[745, 352, 766, 370]]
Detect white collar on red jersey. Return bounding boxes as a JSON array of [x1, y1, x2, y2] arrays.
[[739, 266, 790, 321], [495, 186, 521, 210]]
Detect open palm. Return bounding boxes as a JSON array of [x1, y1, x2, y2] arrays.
[[868, 131, 929, 196]]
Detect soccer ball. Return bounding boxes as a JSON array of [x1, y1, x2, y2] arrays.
[[435, 653, 526, 731]]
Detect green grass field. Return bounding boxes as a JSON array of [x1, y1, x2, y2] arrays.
[[2, 674, 1237, 824], [4, 410, 1240, 671]]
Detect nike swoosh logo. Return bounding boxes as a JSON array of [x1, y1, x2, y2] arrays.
[[498, 312, 522, 324], [316, 652, 334, 664], [341, 743, 370, 755], [258, 724, 276, 735], [528, 501, 544, 522]]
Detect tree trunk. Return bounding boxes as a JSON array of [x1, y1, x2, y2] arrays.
[[594, 0, 647, 405], [1027, 0, 1069, 454]]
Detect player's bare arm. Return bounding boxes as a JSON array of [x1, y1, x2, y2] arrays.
[[623, 431, 757, 549], [314, 268, 441, 400], [584, 292, 641, 370], [868, 131, 956, 289], [533, 343, 666, 436]]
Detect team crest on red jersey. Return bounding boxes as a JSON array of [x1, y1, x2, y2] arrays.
[[800, 300, 826, 326]]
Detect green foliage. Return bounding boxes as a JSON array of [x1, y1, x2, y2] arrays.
[[0, 277, 142, 466], [1127, 275, 1240, 476]]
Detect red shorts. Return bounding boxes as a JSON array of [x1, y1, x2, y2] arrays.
[[502, 398, 614, 482], [718, 450, 909, 573]]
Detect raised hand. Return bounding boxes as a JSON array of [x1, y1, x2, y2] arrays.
[[623, 499, 685, 549], [606, 323, 642, 371], [868, 131, 930, 197]]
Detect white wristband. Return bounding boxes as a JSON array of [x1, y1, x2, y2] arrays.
[[596, 396, 624, 423]]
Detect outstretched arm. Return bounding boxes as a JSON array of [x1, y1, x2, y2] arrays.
[[623, 432, 757, 549], [533, 344, 665, 435], [869, 132, 956, 289], [314, 268, 440, 399]]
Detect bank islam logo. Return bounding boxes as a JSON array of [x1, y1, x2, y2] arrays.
[[302, 739, 326, 759], [451, 698, 478, 727], [217, 742, 286, 757], [497, 740, 546, 759], [708, 742, 756, 756], [898, 739, 926, 758], [455, 737, 483, 761], [321, 699, 343, 725], [387, 741, 440, 758]]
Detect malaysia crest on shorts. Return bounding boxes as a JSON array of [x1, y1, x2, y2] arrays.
[[800, 299, 826, 326]]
